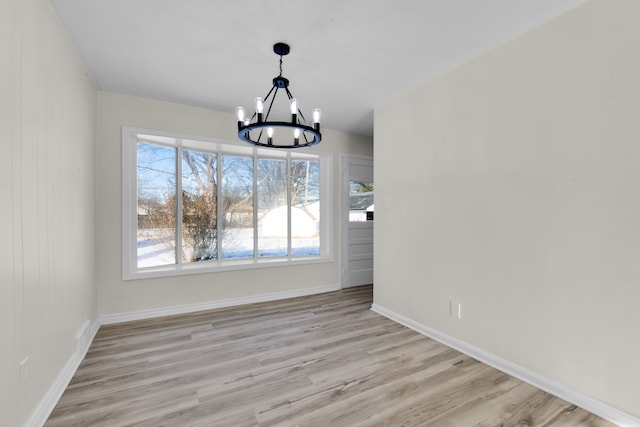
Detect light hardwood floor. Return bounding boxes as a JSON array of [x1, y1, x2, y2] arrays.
[[45, 286, 616, 426]]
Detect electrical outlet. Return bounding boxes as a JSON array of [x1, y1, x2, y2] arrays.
[[75, 320, 92, 354], [19, 357, 30, 385], [82, 327, 91, 350], [449, 301, 462, 319]]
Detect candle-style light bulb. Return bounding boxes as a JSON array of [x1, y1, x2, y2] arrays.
[[236, 106, 246, 131], [255, 97, 264, 114], [267, 127, 274, 145], [293, 128, 300, 146], [290, 98, 298, 124], [236, 106, 245, 122], [312, 108, 321, 131], [255, 97, 264, 123]]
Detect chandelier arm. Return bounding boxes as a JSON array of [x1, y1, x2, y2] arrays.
[[298, 110, 309, 126], [264, 86, 279, 123], [260, 86, 283, 143], [256, 86, 278, 143], [262, 85, 276, 106]]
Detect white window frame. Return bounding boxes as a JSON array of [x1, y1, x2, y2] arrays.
[[122, 127, 333, 280]]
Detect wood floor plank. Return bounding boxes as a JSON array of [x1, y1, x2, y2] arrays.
[[45, 286, 617, 427]]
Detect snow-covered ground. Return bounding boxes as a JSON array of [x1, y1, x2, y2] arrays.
[[137, 228, 319, 268]]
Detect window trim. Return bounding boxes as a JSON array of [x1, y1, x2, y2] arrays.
[[122, 126, 333, 280]]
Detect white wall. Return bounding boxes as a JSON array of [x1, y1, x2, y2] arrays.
[[0, 0, 97, 425], [96, 91, 372, 317], [374, 0, 639, 420]]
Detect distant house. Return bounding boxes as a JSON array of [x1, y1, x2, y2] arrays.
[[349, 191, 374, 222], [260, 202, 320, 237], [224, 203, 254, 227]]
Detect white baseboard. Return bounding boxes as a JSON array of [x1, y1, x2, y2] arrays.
[[100, 284, 342, 325], [371, 303, 639, 427], [25, 318, 100, 427]]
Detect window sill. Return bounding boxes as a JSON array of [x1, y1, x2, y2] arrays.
[[122, 255, 333, 281]]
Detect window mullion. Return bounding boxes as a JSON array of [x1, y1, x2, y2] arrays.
[[176, 144, 183, 265], [129, 135, 138, 273], [217, 152, 223, 261], [253, 156, 258, 259], [287, 155, 292, 258]]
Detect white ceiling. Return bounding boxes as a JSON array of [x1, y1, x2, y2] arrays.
[[50, 0, 586, 137]]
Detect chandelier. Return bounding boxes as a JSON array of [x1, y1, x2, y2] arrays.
[[236, 43, 321, 149]]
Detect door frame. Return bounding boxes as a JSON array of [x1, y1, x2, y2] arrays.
[[341, 154, 374, 288]]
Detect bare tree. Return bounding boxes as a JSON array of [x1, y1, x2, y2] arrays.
[[181, 150, 219, 261], [139, 147, 321, 262]]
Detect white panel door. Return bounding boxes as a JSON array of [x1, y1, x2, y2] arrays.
[[341, 155, 373, 288]]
